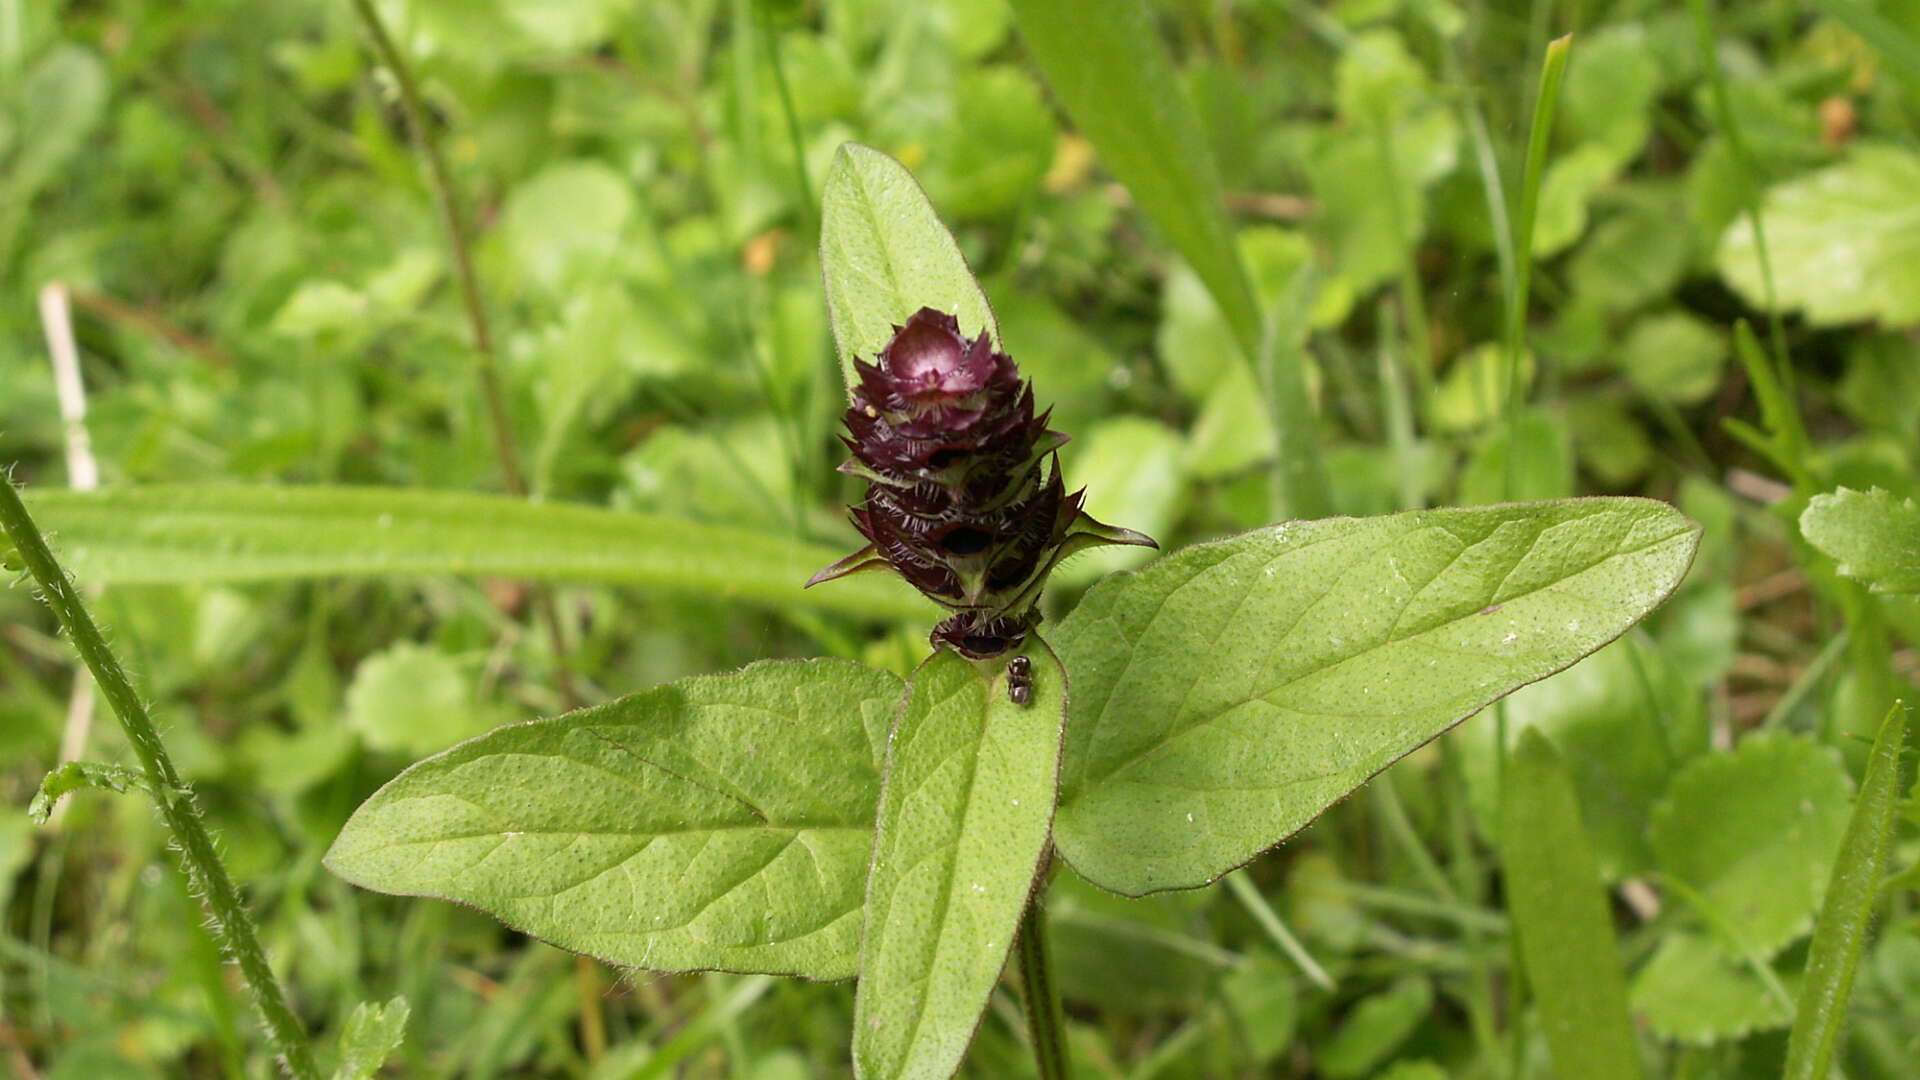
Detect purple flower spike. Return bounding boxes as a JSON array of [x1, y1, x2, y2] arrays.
[[808, 307, 1156, 658]]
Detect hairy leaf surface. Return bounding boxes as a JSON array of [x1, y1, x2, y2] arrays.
[[820, 143, 998, 388], [327, 659, 901, 980], [854, 644, 1066, 1080], [1053, 498, 1700, 895]]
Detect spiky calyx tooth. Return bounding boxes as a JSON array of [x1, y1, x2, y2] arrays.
[[809, 306, 1155, 658]]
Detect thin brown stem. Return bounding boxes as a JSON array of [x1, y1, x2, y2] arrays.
[[67, 287, 234, 368], [346, 0, 582, 711]]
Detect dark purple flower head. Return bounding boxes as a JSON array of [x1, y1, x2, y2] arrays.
[[809, 307, 1154, 659]]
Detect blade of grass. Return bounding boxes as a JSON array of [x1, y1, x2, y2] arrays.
[[1225, 872, 1336, 992], [1008, 0, 1331, 519], [0, 475, 320, 1079], [612, 975, 774, 1080], [1500, 729, 1643, 1080], [1729, 320, 1815, 492], [21, 485, 935, 621], [1501, 33, 1571, 501], [1785, 702, 1909, 1080]]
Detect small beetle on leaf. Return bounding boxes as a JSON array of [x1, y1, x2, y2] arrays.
[[1006, 655, 1033, 706]]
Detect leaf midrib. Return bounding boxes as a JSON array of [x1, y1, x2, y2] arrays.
[[869, 676, 988, 1075]]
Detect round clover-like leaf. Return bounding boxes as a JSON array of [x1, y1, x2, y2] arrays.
[[1630, 932, 1792, 1046], [1649, 732, 1855, 958], [1718, 145, 1920, 326], [1800, 487, 1920, 594], [1052, 498, 1700, 896], [326, 658, 901, 980]]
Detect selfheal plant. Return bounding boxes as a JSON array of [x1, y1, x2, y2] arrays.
[[808, 306, 1153, 657], [325, 145, 1701, 1080]]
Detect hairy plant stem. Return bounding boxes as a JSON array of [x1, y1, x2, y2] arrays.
[[1016, 889, 1069, 1080], [0, 477, 320, 1079], [345, 0, 583, 714]]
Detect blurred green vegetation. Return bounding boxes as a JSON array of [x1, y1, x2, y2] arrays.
[[2, 0, 1918, 1076]]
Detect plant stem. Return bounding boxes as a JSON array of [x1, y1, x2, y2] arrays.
[[1015, 894, 1070, 1080], [1689, 0, 1791, 378], [346, 0, 583, 712], [1225, 872, 1336, 990], [0, 477, 320, 1079], [1501, 33, 1572, 500]]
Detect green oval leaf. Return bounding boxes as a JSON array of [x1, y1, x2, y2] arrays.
[[1800, 487, 1920, 594], [1717, 146, 1920, 326], [1786, 703, 1910, 1080], [855, 643, 1066, 1080], [819, 143, 998, 388], [326, 658, 901, 980], [1052, 497, 1701, 896], [1501, 730, 1643, 1080], [1629, 931, 1793, 1045], [23, 486, 934, 622], [1650, 732, 1855, 959]]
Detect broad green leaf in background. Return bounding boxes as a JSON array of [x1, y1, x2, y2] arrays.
[[333, 997, 410, 1080], [1800, 487, 1920, 593], [1500, 730, 1643, 1080], [819, 143, 999, 387], [1460, 637, 1707, 880], [854, 643, 1066, 1080], [1375, 1065, 1448, 1080], [497, 159, 635, 293], [1630, 932, 1793, 1045], [1307, 29, 1461, 295], [1784, 704, 1909, 1080], [22, 486, 934, 621], [1053, 498, 1700, 896], [344, 642, 487, 757], [1007, 0, 1257, 358], [1430, 344, 1534, 434], [1718, 146, 1920, 325], [1648, 732, 1854, 957], [1618, 311, 1726, 406], [4, 44, 109, 206], [327, 659, 901, 980], [1457, 407, 1573, 506], [1560, 23, 1661, 169], [1569, 196, 1692, 314], [1313, 975, 1433, 1079], [1531, 143, 1621, 257], [1055, 417, 1187, 588]]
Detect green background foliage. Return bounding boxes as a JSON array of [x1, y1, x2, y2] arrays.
[[4, 0, 1919, 1077]]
